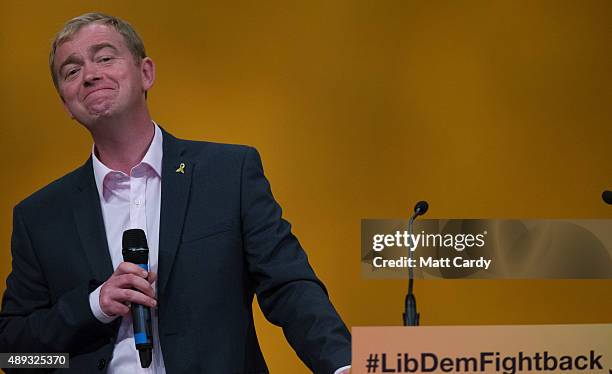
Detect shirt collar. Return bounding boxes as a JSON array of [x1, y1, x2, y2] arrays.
[[92, 123, 163, 200]]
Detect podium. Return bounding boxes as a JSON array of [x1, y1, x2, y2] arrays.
[[352, 324, 612, 373]]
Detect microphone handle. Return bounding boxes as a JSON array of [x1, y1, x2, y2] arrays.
[[132, 303, 153, 367], [131, 263, 153, 367]]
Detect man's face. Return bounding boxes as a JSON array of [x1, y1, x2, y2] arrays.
[[54, 23, 154, 128]]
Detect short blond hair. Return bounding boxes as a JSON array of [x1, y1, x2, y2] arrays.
[[49, 12, 146, 90]]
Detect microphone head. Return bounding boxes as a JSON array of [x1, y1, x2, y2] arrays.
[[414, 200, 429, 216], [123, 229, 149, 249], [603, 191, 612, 205], [122, 229, 149, 264]]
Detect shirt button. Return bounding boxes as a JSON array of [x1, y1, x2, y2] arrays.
[[134, 200, 141, 206], [98, 358, 107, 370]]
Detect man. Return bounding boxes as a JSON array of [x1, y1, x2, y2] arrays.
[[0, 13, 351, 373]]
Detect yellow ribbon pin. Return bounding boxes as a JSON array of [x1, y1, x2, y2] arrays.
[[175, 162, 186, 174]]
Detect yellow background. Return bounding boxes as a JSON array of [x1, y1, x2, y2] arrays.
[[1, 1, 611, 372]]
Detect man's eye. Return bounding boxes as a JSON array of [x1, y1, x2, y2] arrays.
[[98, 56, 113, 63], [65, 68, 79, 79]]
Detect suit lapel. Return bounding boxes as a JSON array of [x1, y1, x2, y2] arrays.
[[71, 159, 115, 283], [158, 130, 194, 297]]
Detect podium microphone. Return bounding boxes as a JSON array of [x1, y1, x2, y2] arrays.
[[603, 191, 612, 205], [403, 200, 428, 326], [122, 229, 153, 368]]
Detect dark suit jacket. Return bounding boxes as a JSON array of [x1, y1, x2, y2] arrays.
[[0, 129, 351, 373]]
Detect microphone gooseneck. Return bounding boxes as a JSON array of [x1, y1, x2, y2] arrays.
[[403, 201, 428, 326]]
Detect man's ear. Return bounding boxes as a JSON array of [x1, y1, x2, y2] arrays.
[[141, 57, 156, 93]]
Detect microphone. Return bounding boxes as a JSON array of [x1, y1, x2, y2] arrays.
[[403, 200, 429, 326], [122, 229, 153, 368], [603, 191, 612, 205], [414, 200, 429, 217]]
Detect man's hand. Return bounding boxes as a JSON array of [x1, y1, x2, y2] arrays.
[[99, 262, 157, 317]]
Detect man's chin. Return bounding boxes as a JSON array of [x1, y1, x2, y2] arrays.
[[74, 109, 116, 129], [90, 110, 113, 119], [87, 103, 117, 119], [84, 98, 117, 117]]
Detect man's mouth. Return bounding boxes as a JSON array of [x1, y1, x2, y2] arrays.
[[84, 88, 114, 100]]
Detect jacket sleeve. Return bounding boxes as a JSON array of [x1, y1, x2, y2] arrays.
[[240, 147, 351, 374], [0, 205, 116, 357]]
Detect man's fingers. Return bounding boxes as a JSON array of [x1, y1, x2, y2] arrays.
[[114, 262, 149, 278], [120, 289, 157, 308], [101, 287, 156, 308], [100, 293, 133, 316], [100, 288, 156, 316], [104, 301, 131, 317], [110, 274, 156, 299], [146, 271, 157, 284], [99, 263, 157, 316]]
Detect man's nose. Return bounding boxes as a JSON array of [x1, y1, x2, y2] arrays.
[[82, 63, 102, 85]]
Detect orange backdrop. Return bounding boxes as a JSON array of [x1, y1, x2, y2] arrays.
[[1, 1, 611, 372]]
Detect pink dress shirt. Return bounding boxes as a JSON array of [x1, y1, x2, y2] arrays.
[[88, 124, 166, 373]]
